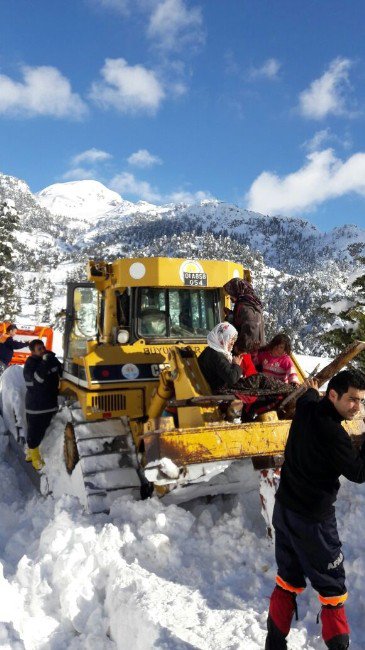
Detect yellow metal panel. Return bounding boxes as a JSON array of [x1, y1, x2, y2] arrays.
[[144, 420, 291, 465], [111, 257, 246, 288]]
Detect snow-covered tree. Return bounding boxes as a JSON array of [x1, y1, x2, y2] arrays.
[[322, 260, 365, 369], [0, 199, 20, 320]]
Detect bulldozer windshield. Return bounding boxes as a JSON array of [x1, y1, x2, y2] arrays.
[[137, 287, 220, 340]]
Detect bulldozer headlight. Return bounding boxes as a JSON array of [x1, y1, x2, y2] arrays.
[[117, 329, 130, 344]]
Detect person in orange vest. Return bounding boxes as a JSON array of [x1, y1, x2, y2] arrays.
[[0, 324, 28, 375]]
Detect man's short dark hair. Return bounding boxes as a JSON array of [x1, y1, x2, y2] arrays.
[[29, 339, 45, 352], [6, 324, 17, 334], [326, 369, 365, 398]]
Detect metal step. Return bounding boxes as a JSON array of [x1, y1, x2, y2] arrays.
[[80, 452, 135, 474], [83, 467, 140, 492], [76, 435, 131, 458]]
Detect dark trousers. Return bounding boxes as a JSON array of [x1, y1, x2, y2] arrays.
[[266, 501, 350, 649], [26, 411, 55, 449], [274, 500, 346, 599]]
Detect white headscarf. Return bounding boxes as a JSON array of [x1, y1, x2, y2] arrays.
[[207, 322, 238, 362]]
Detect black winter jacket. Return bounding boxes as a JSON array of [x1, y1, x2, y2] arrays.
[[0, 337, 28, 366], [276, 388, 365, 521], [198, 347, 242, 391], [233, 299, 265, 351], [23, 352, 63, 414]]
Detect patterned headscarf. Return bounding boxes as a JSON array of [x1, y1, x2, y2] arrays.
[[223, 278, 262, 309], [207, 322, 238, 362]]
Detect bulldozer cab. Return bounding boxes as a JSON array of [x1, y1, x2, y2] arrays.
[[64, 280, 221, 356], [61, 257, 250, 422], [63, 257, 250, 357]]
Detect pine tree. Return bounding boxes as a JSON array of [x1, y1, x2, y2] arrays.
[[0, 199, 20, 320], [322, 259, 365, 370]]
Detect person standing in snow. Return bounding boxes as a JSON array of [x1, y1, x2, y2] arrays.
[[223, 277, 265, 352], [265, 370, 365, 650], [253, 333, 299, 386], [0, 324, 29, 376], [23, 339, 62, 470]]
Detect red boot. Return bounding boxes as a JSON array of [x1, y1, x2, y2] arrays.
[[265, 585, 297, 649], [321, 604, 350, 649]]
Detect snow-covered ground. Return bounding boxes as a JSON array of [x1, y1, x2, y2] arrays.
[[1, 353, 365, 650], [1, 433, 365, 650]]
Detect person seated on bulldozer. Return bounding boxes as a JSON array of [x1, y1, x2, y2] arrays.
[[253, 333, 300, 387], [198, 323, 293, 421], [23, 339, 62, 470]]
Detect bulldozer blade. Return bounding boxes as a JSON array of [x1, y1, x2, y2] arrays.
[[143, 419, 291, 467]]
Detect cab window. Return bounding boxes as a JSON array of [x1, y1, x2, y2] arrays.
[[137, 287, 219, 339]]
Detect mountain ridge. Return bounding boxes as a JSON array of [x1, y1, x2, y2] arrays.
[[0, 172, 364, 355]]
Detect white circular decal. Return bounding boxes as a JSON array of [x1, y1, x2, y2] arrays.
[[121, 363, 139, 380], [233, 269, 241, 278], [129, 262, 146, 279], [179, 259, 204, 282]]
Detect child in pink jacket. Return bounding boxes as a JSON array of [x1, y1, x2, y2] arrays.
[[253, 333, 299, 386]]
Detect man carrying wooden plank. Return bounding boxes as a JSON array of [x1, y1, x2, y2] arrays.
[[265, 370, 365, 650]]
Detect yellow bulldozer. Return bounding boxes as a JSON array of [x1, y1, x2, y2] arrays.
[[54, 256, 365, 514]]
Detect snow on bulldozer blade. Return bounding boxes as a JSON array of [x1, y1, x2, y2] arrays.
[[146, 456, 259, 505]]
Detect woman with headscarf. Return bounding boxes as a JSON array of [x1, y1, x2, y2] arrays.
[[198, 322, 243, 392], [198, 322, 292, 404], [223, 278, 265, 352]]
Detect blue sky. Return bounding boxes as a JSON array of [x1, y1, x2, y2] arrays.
[[1, 0, 365, 229]]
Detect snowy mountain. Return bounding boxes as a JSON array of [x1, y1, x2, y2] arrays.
[[36, 180, 133, 228], [36, 179, 365, 272], [0, 172, 364, 354]]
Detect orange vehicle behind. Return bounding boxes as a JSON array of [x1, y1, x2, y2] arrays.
[[0, 323, 53, 365]]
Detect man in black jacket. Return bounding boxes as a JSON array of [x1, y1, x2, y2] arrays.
[[265, 370, 365, 650], [23, 339, 62, 470], [0, 324, 28, 374]]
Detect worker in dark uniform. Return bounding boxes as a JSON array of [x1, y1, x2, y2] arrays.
[[265, 370, 365, 650], [0, 324, 28, 375], [23, 339, 62, 470]]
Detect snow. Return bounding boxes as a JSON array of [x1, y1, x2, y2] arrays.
[[1, 357, 365, 648], [36, 180, 131, 226], [0, 366, 27, 438], [2, 428, 365, 649]]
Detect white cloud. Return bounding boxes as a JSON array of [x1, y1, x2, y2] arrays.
[[110, 171, 161, 202], [246, 148, 365, 215], [0, 65, 87, 119], [298, 57, 353, 119], [166, 189, 212, 204], [72, 148, 112, 165], [89, 58, 165, 114], [147, 0, 204, 51], [109, 170, 211, 204], [302, 128, 353, 152], [302, 128, 332, 152], [127, 149, 162, 168], [61, 167, 97, 181], [250, 58, 281, 80]]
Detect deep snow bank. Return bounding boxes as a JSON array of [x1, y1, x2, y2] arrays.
[[1, 433, 365, 649]]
